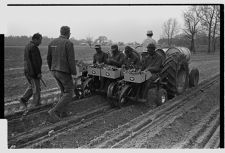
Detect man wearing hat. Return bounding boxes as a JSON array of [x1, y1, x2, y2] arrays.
[[106, 44, 125, 68], [47, 26, 77, 122], [123, 46, 140, 69], [142, 30, 157, 52], [93, 44, 108, 65], [139, 43, 163, 102]]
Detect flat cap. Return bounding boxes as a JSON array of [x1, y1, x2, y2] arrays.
[[94, 44, 101, 49], [111, 44, 118, 50], [147, 30, 153, 35]]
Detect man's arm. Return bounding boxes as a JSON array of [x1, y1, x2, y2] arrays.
[[103, 53, 108, 64], [29, 47, 42, 78], [66, 42, 77, 75], [47, 45, 52, 70], [93, 54, 96, 64], [145, 58, 163, 73], [107, 54, 124, 67]]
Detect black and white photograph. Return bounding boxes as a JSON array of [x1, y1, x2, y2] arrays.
[[1, 0, 223, 150]]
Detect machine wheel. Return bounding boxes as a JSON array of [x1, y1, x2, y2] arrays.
[[118, 85, 132, 108], [189, 68, 199, 87], [107, 82, 117, 98], [107, 82, 118, 107], [82, 78, 95, 96], [161, 52, 189, 98]]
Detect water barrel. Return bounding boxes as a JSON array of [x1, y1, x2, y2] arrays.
[[166, 47, 191, 62]]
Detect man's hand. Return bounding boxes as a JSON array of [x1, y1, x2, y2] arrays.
[[37, 73, 42, 79], [72, 75, 78, 79], [143, 69, 148, 73]]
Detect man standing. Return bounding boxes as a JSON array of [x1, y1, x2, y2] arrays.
[[106, 44, 125, 68], [20, 33, 42, 109], [142, 30, 157, 52], [47, 26, 77, 122], [93, 44, 108, 64]]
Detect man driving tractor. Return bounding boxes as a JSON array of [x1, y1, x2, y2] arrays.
[[139, 43, 163, 101]]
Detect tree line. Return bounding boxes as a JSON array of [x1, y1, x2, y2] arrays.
[[160, 5, 220, 53], [4, 35, 115, 47]]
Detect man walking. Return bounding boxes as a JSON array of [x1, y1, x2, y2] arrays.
[[20, 33, 43, 109], [47, 26, 77, 122]]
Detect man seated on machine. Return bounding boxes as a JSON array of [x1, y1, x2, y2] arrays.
[[139, 43, 163, 102], [122, 46, 141, 69], [106, 44, 125, 68], [93, 44, 108, 65]]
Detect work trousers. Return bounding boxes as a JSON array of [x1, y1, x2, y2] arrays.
[[140, 73, 159, 98], [51, 71, 74, 113], [21, 73, 41, 106]]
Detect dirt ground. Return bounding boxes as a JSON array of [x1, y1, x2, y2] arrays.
[[118, 80, 220, 148], [6, 53, 221, 149], [30, 70, 220, 148]]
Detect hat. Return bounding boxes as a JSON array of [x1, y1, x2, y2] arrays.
[[111, 44, 118, 51], [94, 44, 101, 49], [60, 26, 70, 35], [147, 30, 153, 35]]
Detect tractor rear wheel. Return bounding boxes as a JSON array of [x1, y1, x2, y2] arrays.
[[161, 52, 189, 98]]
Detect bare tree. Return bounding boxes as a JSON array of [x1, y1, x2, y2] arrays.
[[212, 5, 220, 52], [162, 18, 180, 47], [183, 6, 201, 53], [85, 35, 93, 47], [95, 36, 108, 45], [197, 5, 218, 53]]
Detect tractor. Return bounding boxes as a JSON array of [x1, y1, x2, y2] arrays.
[[106, 47, 200, 108]]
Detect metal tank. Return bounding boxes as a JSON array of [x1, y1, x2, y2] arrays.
[[166, 47, 191, 62]]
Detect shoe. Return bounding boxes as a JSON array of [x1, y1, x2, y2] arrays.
[[48, 109, 61, 123], [19, 98, 27, 108]]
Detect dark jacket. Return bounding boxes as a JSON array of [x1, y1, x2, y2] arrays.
[[141, 52, 163, 73], [124, 50, 140, 68], [93, 51, 108, 64], [47, 36, 76, 75], [107, 51, 125, 68], [24, 41, 42, 78]]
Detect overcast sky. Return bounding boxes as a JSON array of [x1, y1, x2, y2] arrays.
[[4, 5, 189, 43]]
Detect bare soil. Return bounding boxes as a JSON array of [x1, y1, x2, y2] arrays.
[[6, 53, 221, 148], [30, 74, 220, 148], [118, 80, 220, 148]]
